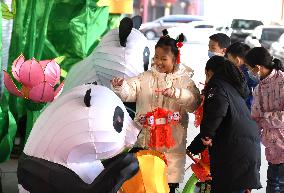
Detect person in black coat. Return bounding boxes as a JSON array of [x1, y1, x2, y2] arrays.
[[187, 56, 262, 193]]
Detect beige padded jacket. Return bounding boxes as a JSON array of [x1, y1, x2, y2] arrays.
[[112, 64, 201, 183]]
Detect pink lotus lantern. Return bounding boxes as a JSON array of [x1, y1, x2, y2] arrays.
[[4, 54, 64, 103]]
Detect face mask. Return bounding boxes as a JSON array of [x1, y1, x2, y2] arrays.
[[208, 51, 222, 58], [248, 70, 260, 83]]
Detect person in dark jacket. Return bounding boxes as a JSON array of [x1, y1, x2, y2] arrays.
[[187, 56, 262, 193], [225, 42, 259, 111]]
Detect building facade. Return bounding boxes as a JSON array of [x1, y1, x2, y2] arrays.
[[134, 0, 204, 22]]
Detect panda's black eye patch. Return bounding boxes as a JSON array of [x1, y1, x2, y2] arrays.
[[113, 106, 124, 133], [84, 89, 91, 107]]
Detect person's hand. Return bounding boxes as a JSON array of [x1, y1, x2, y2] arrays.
[[162, 87, 175, 98], [201, 137, 212, 146], [186, 149, 193, 157], [111, 77, 124, 87]]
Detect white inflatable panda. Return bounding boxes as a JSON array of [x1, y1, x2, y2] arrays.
[[17, 83, 141, 193], [63, 16, 150, 92]]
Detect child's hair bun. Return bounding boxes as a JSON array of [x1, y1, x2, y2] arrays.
[[162, 29, 169, 37], [177, 33, 185, 43]]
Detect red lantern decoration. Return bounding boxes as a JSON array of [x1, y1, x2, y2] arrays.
[[188, 148, 211, 182], [193, 95, 205, 128], [142, 107, 180, 148], [189, 95, 211, 182]]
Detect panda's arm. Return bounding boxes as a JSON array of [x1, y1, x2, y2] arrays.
[[112, 75, 141, 102]]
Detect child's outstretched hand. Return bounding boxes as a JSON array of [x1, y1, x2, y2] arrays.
[[201, 137, 212, 146], [162, 88, 175, 98], [111, 77, 124, 87]]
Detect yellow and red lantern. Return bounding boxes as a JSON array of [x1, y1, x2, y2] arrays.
[[121, 150, 169, 193]]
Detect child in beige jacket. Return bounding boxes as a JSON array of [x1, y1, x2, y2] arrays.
[[112, 30, 201, 192]]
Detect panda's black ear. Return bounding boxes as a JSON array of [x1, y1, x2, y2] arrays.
[[132, 15, 142, 30], [119, 17, 133, 47], [84, 89, 91, 107]]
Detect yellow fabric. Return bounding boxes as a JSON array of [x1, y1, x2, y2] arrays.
[[112, 65, 201, 182], [97, 0, 133, 14], [121, 150, 169, 193]]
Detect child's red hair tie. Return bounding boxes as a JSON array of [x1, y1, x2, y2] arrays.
[[176, 42, 183, 64]]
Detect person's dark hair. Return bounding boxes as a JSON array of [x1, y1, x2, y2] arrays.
[[155, 29, 185, 58], [245, 47, 284, 71], [206, 56, 248, 98], [209, 33, 231, 49], [225, 42, 251, 59]]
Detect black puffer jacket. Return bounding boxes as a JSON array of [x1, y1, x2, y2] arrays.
[[188, 76, 262, 193]]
